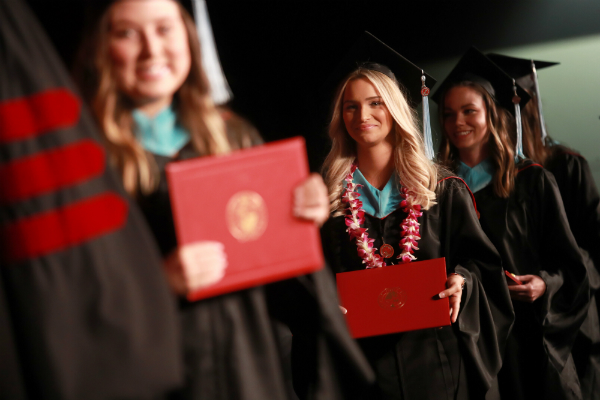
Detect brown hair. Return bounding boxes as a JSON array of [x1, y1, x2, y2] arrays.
[[74, 2, 229, 195], [437, 81, 516, 198], [520, 91, 551, 165]]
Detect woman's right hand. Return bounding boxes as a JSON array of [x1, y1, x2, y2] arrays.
[[508, 274, 547, 303], [163, 241, 227, 296]]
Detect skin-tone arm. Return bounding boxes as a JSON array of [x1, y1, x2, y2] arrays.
[[508, 275, 547, 302]]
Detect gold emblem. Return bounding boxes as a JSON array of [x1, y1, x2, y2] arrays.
[[226, 191, 268, 242], [380, 244, 394, 258], [378, 287, 406, 310]]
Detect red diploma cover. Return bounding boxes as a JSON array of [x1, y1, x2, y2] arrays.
[[336, 257, 451, 338], [505, 270, 523, 285], [166, 137, 324, 301]]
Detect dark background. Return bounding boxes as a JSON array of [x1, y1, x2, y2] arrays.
[[26, 0, 600, 171]]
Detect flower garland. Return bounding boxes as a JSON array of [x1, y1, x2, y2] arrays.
[[342, 164, 423, 269]]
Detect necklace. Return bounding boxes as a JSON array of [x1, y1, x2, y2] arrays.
[[342, 164, 423, 269]]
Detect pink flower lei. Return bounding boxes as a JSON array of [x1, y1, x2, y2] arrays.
[[342, 164, 423, 269]]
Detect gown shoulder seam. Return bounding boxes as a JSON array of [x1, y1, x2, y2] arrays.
[[437, 176, 479, 218]]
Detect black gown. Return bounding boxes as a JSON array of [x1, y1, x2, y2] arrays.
[[320, 176, 514, 400], [473, 161, 590, 400], [545, 147, 600, 400], [1, 2, 183, 399], [138, 143, 374, 400]]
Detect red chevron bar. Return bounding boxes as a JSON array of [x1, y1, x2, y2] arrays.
[[0, 192, 128, 263], [0, 88, 80, 144], [0, 140, 105, 205]]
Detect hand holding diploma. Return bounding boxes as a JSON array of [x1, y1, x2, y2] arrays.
[[508, 274, 547, 303], [293, 173, 330, 227], [439, 273, 465, 323]]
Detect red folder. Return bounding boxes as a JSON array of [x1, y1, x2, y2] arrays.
[[166, 137, 324, 301], [505, 270, 523, 285], [336, 257, 451, 338]]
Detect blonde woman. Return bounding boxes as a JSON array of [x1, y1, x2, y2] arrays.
[[75, 1, 373, 399], [320, 45, 513, 398]]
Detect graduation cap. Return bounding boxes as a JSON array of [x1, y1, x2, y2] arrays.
[[486, 54, 559, 91], [326, 31, 438, 159], [431, 47, 531, 160], [487, 53, 559, 143]]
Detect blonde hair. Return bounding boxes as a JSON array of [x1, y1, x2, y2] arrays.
[[75, 2, 229, 195], [437, 82, 516, 198], [322, 68, 438, 215]]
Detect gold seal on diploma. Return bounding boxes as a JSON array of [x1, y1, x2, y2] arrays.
[[226, 191, 268, 242], [378, 288, 406, 310], [380, 244, 394, 258]]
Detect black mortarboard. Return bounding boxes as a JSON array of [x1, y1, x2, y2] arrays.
[[431, 47, 531, 114], [486, 53, 559, 91], [486, 53, 558, 144], [432, 47, 532, 160], [327, 31, 436, 106], [326, 31, 437, 159]]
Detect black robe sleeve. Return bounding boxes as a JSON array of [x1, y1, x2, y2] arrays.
[[0, 273, 27, 400], [544, 148, 600, 398], [266, 269, 376, 400], [545, 148, 600, 293], [0, 2, 183, 398], [529, 166, 590, 370], [436, 178, 515, 395]]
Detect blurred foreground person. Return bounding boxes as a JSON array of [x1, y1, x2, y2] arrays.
[[75, 1, 373, 399], [435, 48, 590, 400], [0, 1, 182, 399]]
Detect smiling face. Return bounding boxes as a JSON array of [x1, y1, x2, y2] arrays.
[[108, 0, 191, 111], [342, 77, 394, 150], [443, 85, 490, 163]]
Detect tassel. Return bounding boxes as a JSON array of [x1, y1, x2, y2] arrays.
[[512, 80, 525, 161], [531, 61, 548, 144], [191, 0, 232, 105], [421, 73, 434, 160]]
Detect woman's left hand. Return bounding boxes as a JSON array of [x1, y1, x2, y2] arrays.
[[508, 274, 547, 303], [440, 274, 464, 323], [293, 173, 330, 227]]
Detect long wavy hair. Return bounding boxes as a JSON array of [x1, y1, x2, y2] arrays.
[[74, 2, 229, 195], [521, 90, 551, 165], [322, 68, 438, 216], [437, 81, 516, 198]]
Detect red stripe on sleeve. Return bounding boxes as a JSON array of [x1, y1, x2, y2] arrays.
[[0, 140, 105, 204], [0, 89, 80, 144], [0, 192, 128, 264]]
